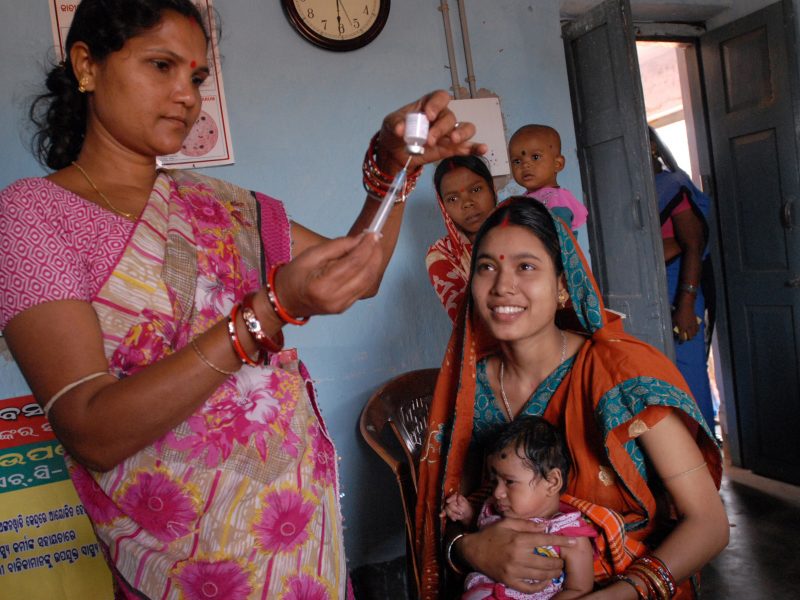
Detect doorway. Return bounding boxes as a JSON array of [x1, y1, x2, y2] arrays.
[[563, 0, 800, 485], [636, 40, 725, 442]]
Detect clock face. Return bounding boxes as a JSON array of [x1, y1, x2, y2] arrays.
[[282, 0, 390, 52]]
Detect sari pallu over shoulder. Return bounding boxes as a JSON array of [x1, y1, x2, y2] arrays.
[[426, 190, 474, 323], [71, 170, 349, 600], [415, 209, 721, 599]]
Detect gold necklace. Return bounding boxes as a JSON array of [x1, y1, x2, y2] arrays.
[[499, 329, 567, 420], [71, 161, 136, 219]]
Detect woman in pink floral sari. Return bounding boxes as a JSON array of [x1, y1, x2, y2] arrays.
[[0, 1, 486, 598]]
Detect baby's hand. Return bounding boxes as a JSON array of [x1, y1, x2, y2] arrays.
[[441, 493, 475, 524]]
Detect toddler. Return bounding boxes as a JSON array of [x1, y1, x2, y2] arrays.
[[508, 125, 587, 233], [444, 416, 596, 599]]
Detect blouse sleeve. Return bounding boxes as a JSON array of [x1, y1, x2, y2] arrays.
[[0, 180, 92, 329], [255, 192, 291, 269]]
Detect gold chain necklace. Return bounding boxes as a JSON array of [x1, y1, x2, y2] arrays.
[[71, 161, 135, 219], [499, 329, 567, 420]]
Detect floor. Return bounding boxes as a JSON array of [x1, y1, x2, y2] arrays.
[[700, 465, 800, 599], [351, 465, 800, 599]]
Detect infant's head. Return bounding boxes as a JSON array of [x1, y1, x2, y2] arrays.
[[508, 125, 565, 193], [487, 415, 570, 520]]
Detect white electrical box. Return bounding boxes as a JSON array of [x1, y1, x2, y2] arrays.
[[449, 97, 509, 178]]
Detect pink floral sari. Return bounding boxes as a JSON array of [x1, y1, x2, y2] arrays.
[[69, 170, 348, 599]]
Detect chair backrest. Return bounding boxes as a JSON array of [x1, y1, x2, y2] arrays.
[[359, 368, 439, 598]]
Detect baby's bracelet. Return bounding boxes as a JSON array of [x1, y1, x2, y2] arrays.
[[445, 532, 467, 576]]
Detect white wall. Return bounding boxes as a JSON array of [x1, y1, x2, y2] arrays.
[[0, 0, 580, 567]]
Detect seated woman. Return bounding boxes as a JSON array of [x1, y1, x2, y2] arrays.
[[426, 156, 498, 322], [416, 198, 727, 599]]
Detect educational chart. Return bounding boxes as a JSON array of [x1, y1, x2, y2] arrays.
[[49, 0, 234, 168], [0, 393, 113, 599]]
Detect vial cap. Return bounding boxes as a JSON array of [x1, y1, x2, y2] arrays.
[[404, 112, 429, 155]]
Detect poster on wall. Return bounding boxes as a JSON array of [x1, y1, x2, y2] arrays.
[[49, 0, 234, 168], [0, 389, 113, 598]]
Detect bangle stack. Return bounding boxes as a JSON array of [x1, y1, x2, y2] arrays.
[[615, 554, 677, 599], [362, 132, 422, 203], [267, 263, 310, 326], [241, 292, 284, 354], [227, 304, 261, 367]]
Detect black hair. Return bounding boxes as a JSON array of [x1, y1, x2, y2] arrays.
[[29, 0, 209, 170], [469, 196, 564, 279], [433, 155, 497, 203], [488, 415, 570, 493]]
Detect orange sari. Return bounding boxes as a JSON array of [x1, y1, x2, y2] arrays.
[[415, 212, 721, 599]]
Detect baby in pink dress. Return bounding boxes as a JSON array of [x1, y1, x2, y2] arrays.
[[508, 125, 588, 233], [443, 416, 596, 599]]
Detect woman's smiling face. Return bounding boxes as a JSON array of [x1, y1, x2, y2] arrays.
[[471, 224, 565, 343]]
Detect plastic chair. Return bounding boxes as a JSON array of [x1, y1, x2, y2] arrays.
[[359, 368, 439, 599]]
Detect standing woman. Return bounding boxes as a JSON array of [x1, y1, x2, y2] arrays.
[[416, 198, 727, 599], [649, 128, 715, 433], [426, 156, 498, 322], [0, 1, 484, 597]]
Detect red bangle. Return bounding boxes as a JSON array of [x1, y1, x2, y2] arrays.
[[241, 292, 284, 354], [227, 304, 260, 366], [267, 263, 310, 326], [362, 131, 423, 202]]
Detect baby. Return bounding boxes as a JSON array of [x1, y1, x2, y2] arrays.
[[508, 125, 588, 233], [444, 416, 596, 599]]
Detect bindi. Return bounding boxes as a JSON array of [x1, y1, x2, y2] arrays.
[[499, 255, 505, 261], [190, 60, 197, 68]]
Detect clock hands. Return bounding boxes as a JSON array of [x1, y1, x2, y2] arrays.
[[337, 0, 354, 30]]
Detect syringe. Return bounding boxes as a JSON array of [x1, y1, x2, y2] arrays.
[[365, 112, 429, 234], [366, 155, 413, 234]]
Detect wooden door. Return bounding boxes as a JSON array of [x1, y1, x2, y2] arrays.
[[701, 0, 800, 484], [562, 0, 674, 355]]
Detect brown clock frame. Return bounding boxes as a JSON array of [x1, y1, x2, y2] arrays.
[[281, 0, 391, 52]]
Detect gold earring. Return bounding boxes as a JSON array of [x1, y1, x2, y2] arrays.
[[78, 75, 89, 93], [558, 292, 568, 309]]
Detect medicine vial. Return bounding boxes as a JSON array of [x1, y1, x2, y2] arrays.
[[404, 112, 429, 155]]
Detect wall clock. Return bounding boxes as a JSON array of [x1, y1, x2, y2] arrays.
[[281, 0, 390, 52]]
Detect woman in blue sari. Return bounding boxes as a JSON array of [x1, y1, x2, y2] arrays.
[[649, 129, 714, 433]]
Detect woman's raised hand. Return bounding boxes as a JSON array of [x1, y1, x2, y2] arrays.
[[273, 233, 384, 318], [375, 90, 488, 175]]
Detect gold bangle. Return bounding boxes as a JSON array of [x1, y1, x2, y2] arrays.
[[662, 461, 706, 481], [445, 533, 467, 575], [190, 337, 237, 376]]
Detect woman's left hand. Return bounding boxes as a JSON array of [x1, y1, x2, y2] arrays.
[[375, 90, 488, 175], [672, 302, 700, 343]]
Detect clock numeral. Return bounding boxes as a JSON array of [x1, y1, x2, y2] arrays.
[[321, 19, 328, 31], [363, 5, 370, 15], [306, 8, 314, 19], [353, 18, 360, 29], [338, 22, 345, 34]]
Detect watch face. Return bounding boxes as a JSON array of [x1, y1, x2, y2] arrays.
[[283, 0, 390, 52]]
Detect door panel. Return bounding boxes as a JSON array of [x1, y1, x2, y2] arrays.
[[702, 0, 800, 484], [563, 0, 673, 354]]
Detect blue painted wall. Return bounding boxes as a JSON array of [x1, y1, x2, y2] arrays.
[[0, 0, 581, 567]]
